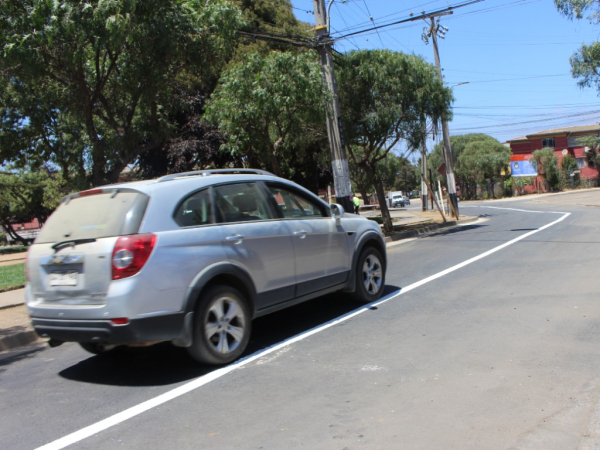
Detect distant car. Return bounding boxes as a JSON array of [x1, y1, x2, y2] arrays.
[[391, 194, 407, 208], [25, 169, 387, 365]]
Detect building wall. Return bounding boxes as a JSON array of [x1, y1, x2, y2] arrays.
[[509, 132, 599, 182]]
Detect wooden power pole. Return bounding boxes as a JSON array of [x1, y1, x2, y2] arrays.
[[312, 0, 353, 212], [424, 13, 459, 219]]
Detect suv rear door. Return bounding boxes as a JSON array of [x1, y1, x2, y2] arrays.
[[27, 189, 149, 306]]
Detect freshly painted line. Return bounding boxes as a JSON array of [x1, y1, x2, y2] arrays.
[[461, 205, 566, 214], [35, 207, 570, 450], [387, 237, 417, 248]]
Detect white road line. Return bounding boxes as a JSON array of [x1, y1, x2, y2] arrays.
[[35, 207, 571, 450]]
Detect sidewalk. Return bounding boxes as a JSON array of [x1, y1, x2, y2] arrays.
[[0, 288, 40, 352], [0, 207, 476, 354]]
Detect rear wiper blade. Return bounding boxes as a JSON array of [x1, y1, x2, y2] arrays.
[[52, 238, 97, 251]]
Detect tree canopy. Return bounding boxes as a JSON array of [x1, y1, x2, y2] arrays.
[[0, 0, 244, 187], [554, 0, 600, 95], [205, 49, 327, 180], [338, 49, 452, 230], [430, 134, 510, 199]]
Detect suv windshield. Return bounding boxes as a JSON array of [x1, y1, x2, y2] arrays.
[[36, 190, 149, 244]]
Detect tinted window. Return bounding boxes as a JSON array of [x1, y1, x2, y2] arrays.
[[174, 189, 213, 227], [214, 183, 275, 223], [36, 190, 148, 243], [267, 185, 328, 218]]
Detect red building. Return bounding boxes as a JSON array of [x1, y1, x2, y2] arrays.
[[507, 124, 599, 184]]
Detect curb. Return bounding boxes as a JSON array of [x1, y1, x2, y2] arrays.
[[0, 329, 41, 352], [0, 303, 25, 311], [385, 217, 479, 243]]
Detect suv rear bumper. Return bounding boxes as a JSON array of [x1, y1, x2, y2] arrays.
[[31, 312, 186, 344]]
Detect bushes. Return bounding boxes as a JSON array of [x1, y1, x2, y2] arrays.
[[0, 246, 28, 255]]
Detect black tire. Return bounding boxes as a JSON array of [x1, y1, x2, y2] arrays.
[[79, 342, 116, 355], [187, 284, 251, 365], [351, 246, 386, 303]]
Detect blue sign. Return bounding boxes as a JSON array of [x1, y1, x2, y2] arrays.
[[511, 160, 537, 177]]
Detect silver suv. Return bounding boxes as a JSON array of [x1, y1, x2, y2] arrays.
[[26, 169, 386, 365]]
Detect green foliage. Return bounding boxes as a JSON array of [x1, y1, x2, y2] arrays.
[[393, 158, 420, 192], [570, 42, 600, 92], [576, 136, 600, 170], [0, 169, 73, 245], [206, 49, 327, 177], [0, 263, 26, 292], [561, 153, 578, 172], [431, 134, 509, 199], [0, 246, 28, 255], [338, 49, 452, 231], [555, 0, 599, 22], [554, 1, 600, 95], [530, 147, 560, 191], [0, 0, 244, 187]]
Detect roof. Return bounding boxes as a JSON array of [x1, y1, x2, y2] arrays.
[[507, 124, 600, 142]]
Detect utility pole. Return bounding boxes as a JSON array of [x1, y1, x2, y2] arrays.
[[423, 13, 459, 219], [312, 0, 353, 212], [421, 120, 428, 211]]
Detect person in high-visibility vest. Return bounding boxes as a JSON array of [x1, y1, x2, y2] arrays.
[[352, 195, 360, 214]]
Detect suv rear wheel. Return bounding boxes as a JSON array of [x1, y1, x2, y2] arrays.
[[351, 246, 385, 303], [79, 342, 117, 355], [187, 285, 251, 365]]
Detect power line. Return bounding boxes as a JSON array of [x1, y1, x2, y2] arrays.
[[333, 0, 485, 41], [450, 109, 600, 131]]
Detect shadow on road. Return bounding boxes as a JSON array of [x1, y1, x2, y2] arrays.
[[0, 345, 46, 374], [58, 285, 401, 387], [426, 223, 487, 238]]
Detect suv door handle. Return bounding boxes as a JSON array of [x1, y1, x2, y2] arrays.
[[225, 234, 244, 244], [293, 230, 307, 239]]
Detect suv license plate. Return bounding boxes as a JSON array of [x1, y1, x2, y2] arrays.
[[49, 271, 79, 286]]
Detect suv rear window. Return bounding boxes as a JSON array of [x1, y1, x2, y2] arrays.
[[35, 190, 149, 244]]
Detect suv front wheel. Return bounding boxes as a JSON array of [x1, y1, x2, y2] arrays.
[[187, 285, 251, 365], [351, 246, 386, 303]]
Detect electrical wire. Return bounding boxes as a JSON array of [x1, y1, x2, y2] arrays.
[[332, 0, 485, 41]]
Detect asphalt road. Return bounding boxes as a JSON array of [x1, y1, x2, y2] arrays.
[[2, 191, 600, 450]]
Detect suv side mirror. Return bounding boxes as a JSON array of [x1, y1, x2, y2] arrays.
[[330, 203, 344, 225]]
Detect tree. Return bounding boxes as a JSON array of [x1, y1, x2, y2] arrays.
[[0, 169, 69, 245], [0, 0, 243, 187], [530, 148, 559, 191], [554, 0, 600, 95], [393, 157, 420, 193], [338, 50, 452, 232], [576, 135, 600, 180], [205, 49, 327, 178], [430, 134, 508, 199], [349, 150, 401, 205]]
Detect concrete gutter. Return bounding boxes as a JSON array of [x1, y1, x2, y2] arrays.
[[385, 216, 480, 243]]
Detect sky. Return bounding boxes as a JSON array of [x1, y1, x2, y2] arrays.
[[290, 0, 600, 158]]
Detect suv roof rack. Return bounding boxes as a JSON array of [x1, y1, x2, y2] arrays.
[[156, 168, 274, 183]]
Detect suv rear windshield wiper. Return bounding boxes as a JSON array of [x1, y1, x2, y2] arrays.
[[51, 238, 97, 251]]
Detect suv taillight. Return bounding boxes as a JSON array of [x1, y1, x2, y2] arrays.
[[111, 234, 156, 280]]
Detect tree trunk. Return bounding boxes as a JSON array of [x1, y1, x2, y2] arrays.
[[0, 221, 29, 246], [358, 187, 370, 205], [364, 164, 393, 233]]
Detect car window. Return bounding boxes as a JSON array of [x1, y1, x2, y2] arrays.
[[36, 190, 149, 243], [266, 185, 328, 218], [213, 183, 275, 223], [174, 189, 213, 227]]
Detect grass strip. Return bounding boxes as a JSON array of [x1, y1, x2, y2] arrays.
[[0, 263, 26, 292]]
